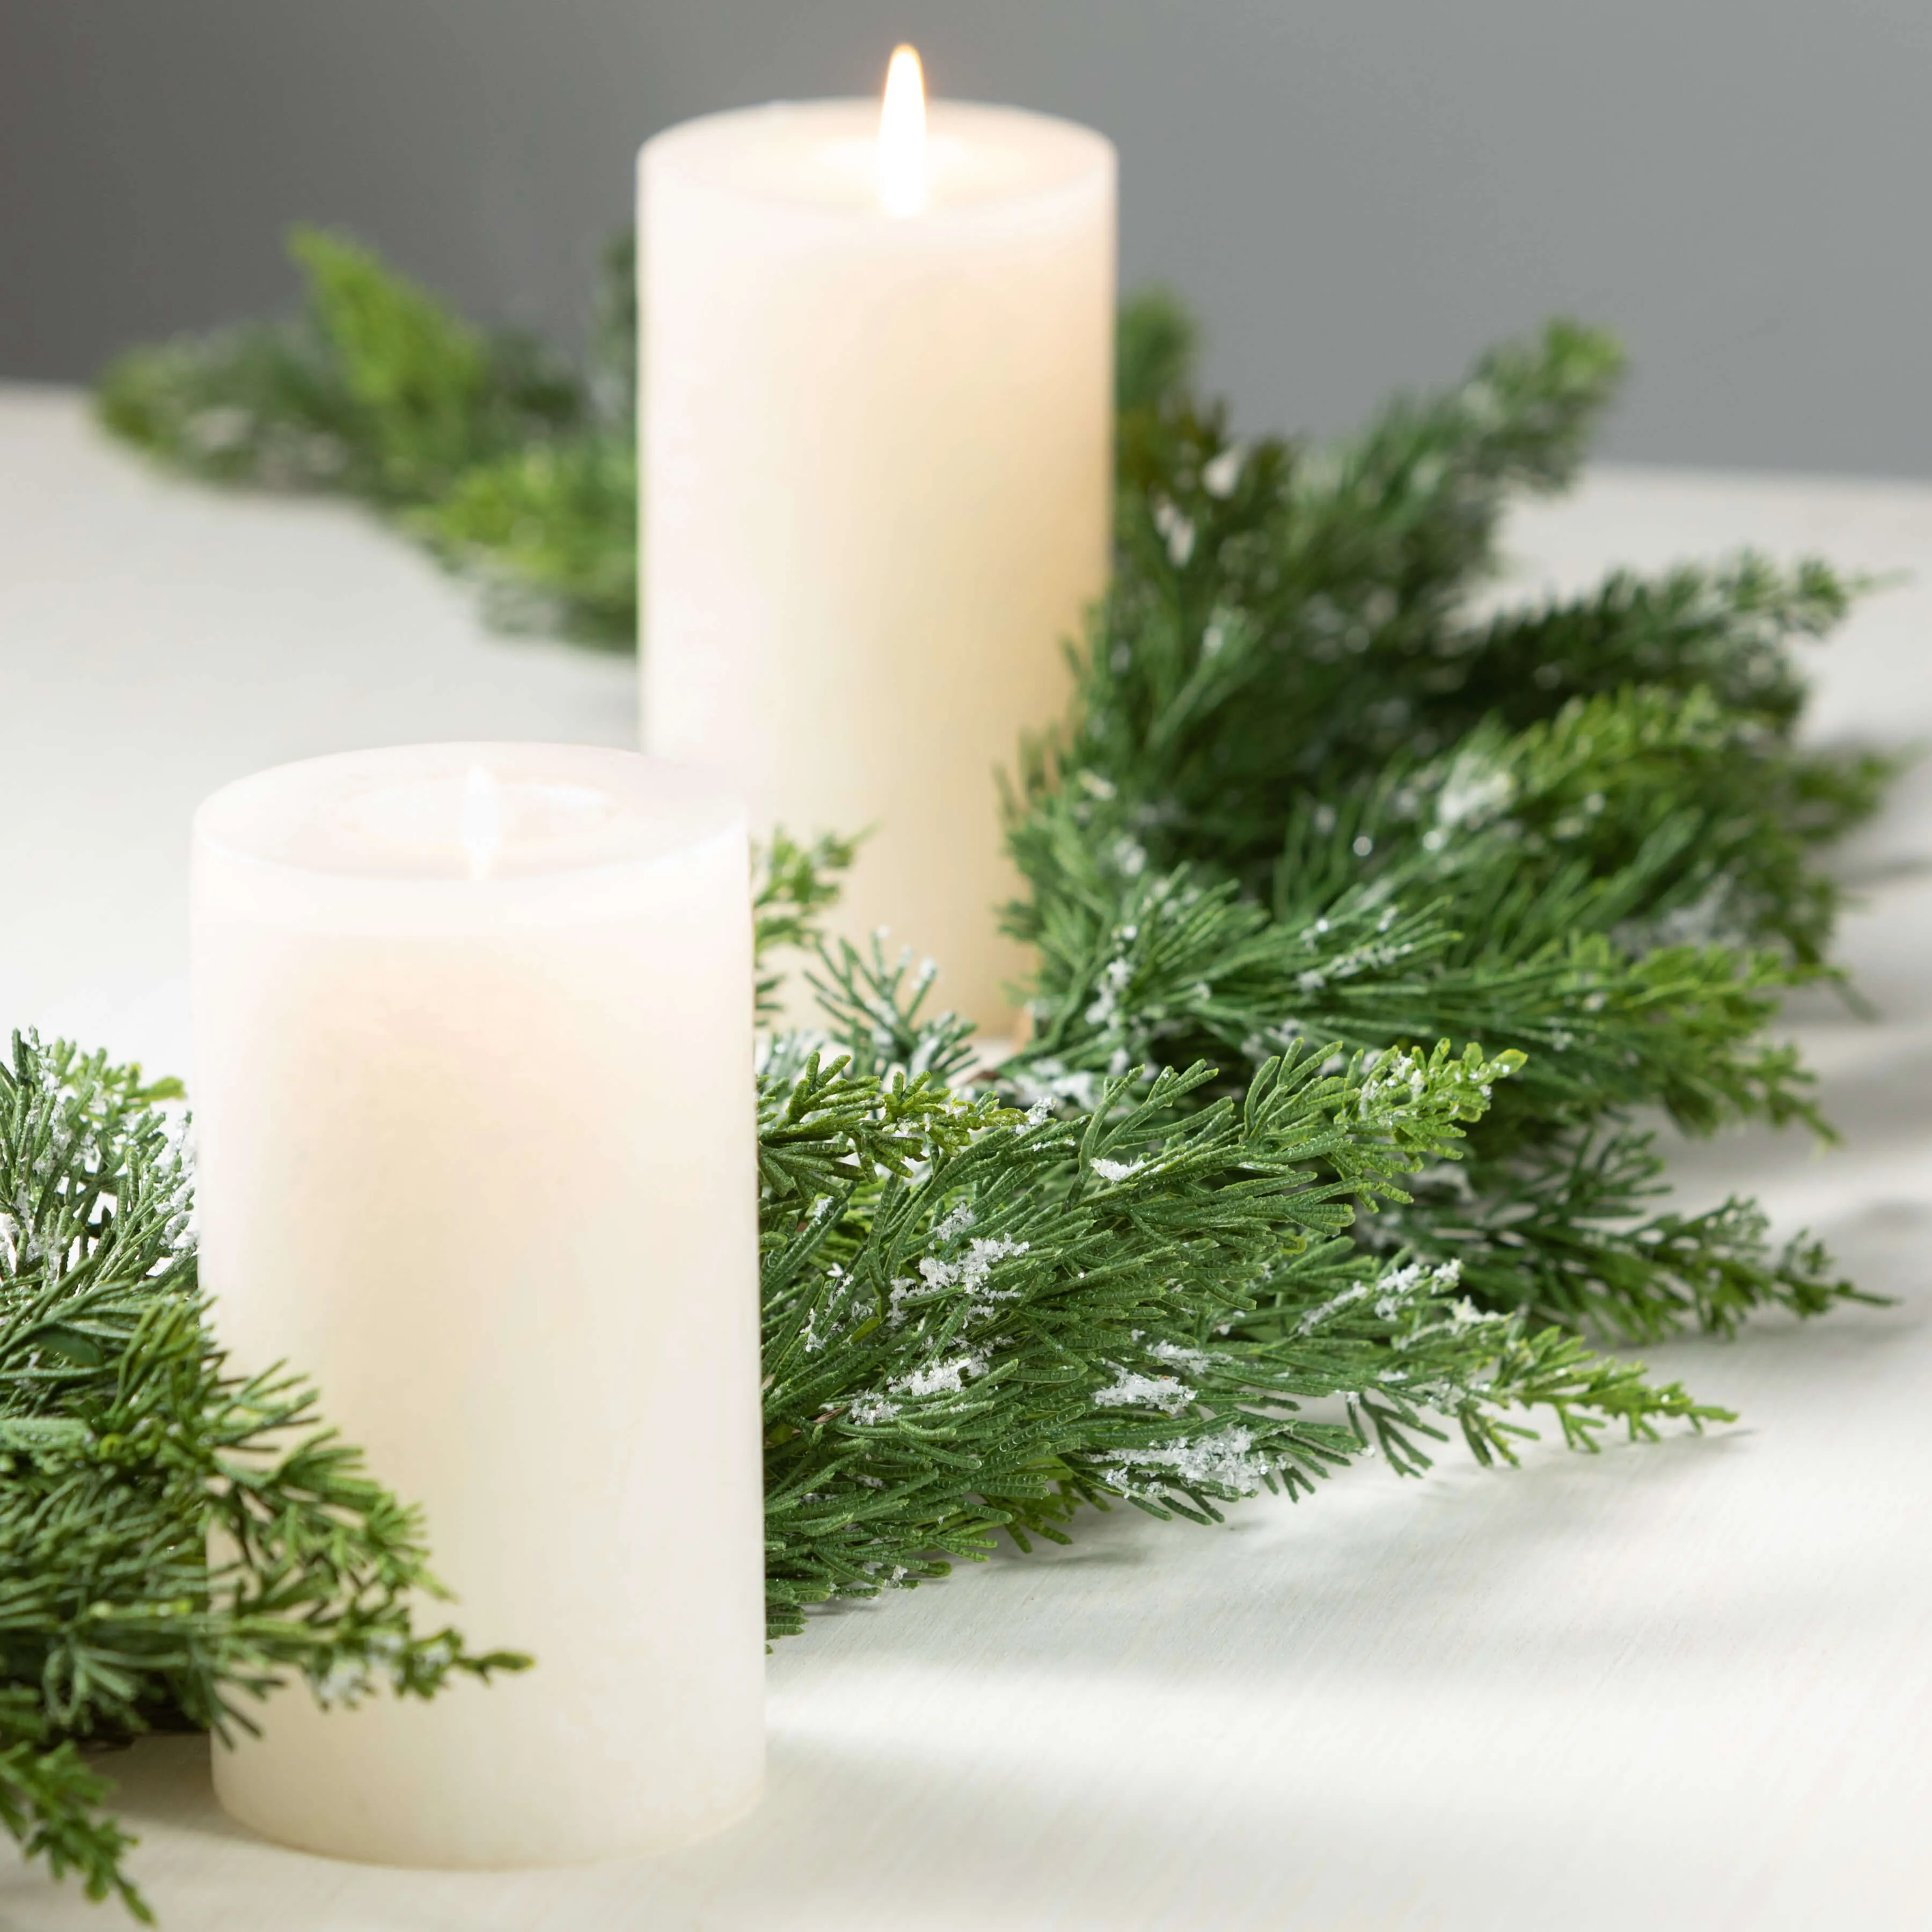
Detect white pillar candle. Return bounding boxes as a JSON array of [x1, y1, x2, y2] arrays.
[[191, 743, 764, 1868], [639, 51, 1116, 1034]]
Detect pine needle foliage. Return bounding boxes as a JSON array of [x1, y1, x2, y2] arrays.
[[94, 229, 635, 648], [97, 228, 583, 506], [70, 237, 1901, 1916], [4, 971, 1735, 1909], [753, 994, 1725, 1638], [0, 1036, 521, 1919], [407, 233, 639, 647], [1001, 305, 1891, 1348]]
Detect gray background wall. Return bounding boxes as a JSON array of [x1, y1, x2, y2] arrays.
[[2, 1, 1927, 475]]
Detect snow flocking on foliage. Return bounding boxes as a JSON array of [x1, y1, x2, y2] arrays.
[[26, 245, 1896, 1919]]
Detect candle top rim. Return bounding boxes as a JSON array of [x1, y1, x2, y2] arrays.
[[642, 97, 1113, 219], [194, 744, 745, 887]]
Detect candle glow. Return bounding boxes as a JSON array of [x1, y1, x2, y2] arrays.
[[877, 44, 927, 216], [460, 763, 502, 880]]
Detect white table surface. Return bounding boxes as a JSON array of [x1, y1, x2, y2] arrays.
[[1, 386, 1929, 1931]]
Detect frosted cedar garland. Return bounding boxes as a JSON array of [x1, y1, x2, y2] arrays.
[[0, 1040, 521, 1919], [12, 238, 1887, 1915]]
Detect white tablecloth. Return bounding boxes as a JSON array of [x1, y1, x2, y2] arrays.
[[2, 387, 1929, 1930]]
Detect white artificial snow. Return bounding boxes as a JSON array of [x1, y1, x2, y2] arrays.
[[1297, 1280, 1373, 1335], [890, 1353, 987, 1400], [1152, 495, 1197, 565], [916, 1234, 1029, 1301], [1104, 1426, 1272, 1496], [1148, 1340, 1219, 1373], [1433, 752, 1516, 831], [934, 1200, 976, 1243], [1093, 1367, 1196, 1415], [1201, 446, 1245, 497], [1084, 955, 1136, 1028]]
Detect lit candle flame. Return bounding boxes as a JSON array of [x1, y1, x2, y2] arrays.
[[461, 764, 503, 880], [877, 45, 927, 217]]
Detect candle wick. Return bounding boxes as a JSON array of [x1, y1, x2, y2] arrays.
[[462, 766, 503, 880]]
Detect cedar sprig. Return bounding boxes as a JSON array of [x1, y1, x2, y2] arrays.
[[1002, 305, 1891, 1349], [67, 239, 1905, 1919], [0, 1035, 521, 1920], [755, 1025, 1723, 1637]]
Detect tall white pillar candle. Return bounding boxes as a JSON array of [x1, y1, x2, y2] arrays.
[[192, 743, 764, 1867], [640, 55, 1115, 1033]]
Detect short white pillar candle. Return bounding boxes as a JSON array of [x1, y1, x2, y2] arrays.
[[639, 53, 1116, 1034], [191, 743, 764, 1867]]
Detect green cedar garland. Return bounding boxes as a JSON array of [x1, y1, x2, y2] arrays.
[[745, 291, 1890, 1616], [96, 229, 637, 650], [752, 970, 1725, 1637], [997, 303, 1887, 1347], [14, 231, 1886, 1914], [0, 1038, 521, 1919]]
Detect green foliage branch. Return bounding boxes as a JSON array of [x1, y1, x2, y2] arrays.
[[0, 1037, 521, 1918], [61, 235, 1899, 1916], [97, 229, 637, 647], [1002, 294, 1891, 1348], [753, 952, 1724, 1636]]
